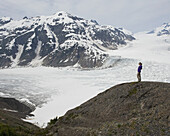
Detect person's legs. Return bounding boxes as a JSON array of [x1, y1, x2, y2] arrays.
[[137, 72, 141, 82]]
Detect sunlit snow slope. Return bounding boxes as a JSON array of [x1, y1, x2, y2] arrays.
[[107, 30, 170, 64]]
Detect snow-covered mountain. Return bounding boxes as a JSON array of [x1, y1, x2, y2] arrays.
[[0, 11, 134, 68], [148, 23, 170, 36], [107, 22, 170, 65], [0, 17, 12, 26]]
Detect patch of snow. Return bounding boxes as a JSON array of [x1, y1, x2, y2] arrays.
[[0, 92, 9, 97], [7, 38, 15, 49], [64, 58, 69, 62], [50, 28, 59, 49], [149, 23, 170, 36], [3, 108, 18, 113], [118, 27, 133, 35], [0, 31, 9, 36], [29, 41, 43, 66], [73, 62, 81, 68], [0, 17, 12, 22], [20, 98, 36, 107], [11, 45, 24, 67], [26, 33, 35, 50], [43, 24, 53, 39], [0, 54, 6, 57]]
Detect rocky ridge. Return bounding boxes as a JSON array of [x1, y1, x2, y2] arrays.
[[46, 82, 170, 136], [0, 97, 42, 135]]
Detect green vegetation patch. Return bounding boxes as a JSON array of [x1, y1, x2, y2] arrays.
[[128, 88, 138, 96], [0, 123, 18, 136], [130, 82, 138, 85], [66, 113, 79, 121], [48, 116, 58, 125]]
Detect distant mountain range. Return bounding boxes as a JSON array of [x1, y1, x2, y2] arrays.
[[0, 11, 134, 68]]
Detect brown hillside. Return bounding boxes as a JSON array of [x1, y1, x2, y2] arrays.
[[47, 82, 170, 136]]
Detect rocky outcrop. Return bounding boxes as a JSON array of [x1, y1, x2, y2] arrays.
[[46, 82, 170, 136], [0, 97, 34, 119], [0, 97, 41, 135], [0, 12, 135, 68]]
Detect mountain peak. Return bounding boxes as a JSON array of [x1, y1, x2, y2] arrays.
[[55, 11, 71, 16], [0, 16, 13, 25], [0, 16, 12, 21], [148, 22, 170, 36], [0, 12, 134, 68], [162, 22, 170, 26]]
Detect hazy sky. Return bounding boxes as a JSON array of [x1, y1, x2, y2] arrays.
[[0, 0, 170, 32]]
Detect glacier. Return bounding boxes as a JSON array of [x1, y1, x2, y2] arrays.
[[0, 60, 170, 127]]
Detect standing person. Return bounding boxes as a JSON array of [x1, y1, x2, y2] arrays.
[[137, 62, 142, 82]]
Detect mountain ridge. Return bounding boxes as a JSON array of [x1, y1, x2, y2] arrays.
[[148, 22, 170, 36], [0, 11, 135, 68]]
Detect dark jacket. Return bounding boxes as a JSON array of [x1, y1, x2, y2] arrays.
[[138, 65, 142, 73]]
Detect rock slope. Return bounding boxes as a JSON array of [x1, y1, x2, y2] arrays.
[[46, 82, 170, 136], [0, 11, 134, 68], [0, 97, 32, 115], [0, 97, 41, 135]]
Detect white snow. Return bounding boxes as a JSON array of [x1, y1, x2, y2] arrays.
[[26, 33, 35, 50], [153, 23, 170, 36], [0, 92, 9, 97], [0, 31, 9, 36], [29, 41, 43, 66], [0, 19, 31, 31], [44, 24, 53, 39], [7, 38, 15, 49], [0, 11, 74, 32], [118, 27, 133, 35], [0, 17, 12, 22], [20, 98, 36, 107], [11, 45, 24, 67], [108, 32, 170, 64], [50, 28, 59, 49], [3, 108, 18, 113]]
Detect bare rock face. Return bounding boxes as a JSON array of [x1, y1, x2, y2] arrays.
[[0, 12, 134, 68], [47, 82, 170, 136], [0, 97, 40, 135], [0, 97, 33, 117]]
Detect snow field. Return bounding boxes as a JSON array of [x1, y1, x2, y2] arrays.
[[0, 58, 170, 127], [109, 32, 170, 64]]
